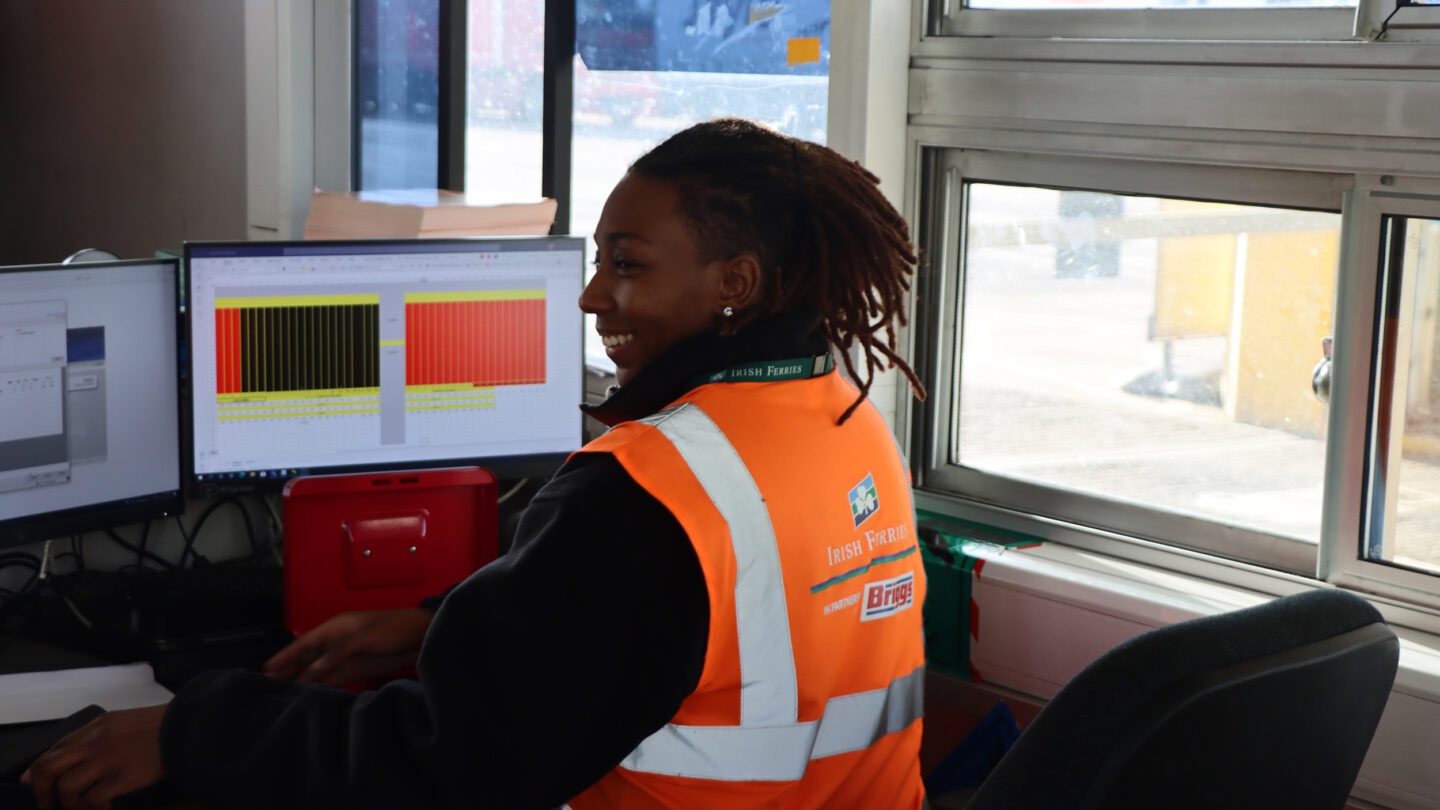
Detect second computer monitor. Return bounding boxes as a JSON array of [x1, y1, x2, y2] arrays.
[[185, 238, 585, 494], [0, 259, 183, 548]]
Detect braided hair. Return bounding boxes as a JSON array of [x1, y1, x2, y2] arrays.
[[629, 118, 926, 424]]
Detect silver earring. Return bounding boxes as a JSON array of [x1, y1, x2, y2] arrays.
[[723, 306, 734, 318]]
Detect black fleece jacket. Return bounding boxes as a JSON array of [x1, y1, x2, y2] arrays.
[[158, 311, 830, 810]]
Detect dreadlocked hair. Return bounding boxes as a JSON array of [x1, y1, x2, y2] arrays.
[[629, 118, 926, 424]]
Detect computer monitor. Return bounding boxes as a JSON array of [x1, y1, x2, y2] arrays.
[[184, 238, 586, 495], [0, 259, 184, 548]]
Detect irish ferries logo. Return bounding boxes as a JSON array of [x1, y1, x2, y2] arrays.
[[849, 473, 879, 528]]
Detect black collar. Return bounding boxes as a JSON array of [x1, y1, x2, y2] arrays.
[[581, 309, 829, 427]]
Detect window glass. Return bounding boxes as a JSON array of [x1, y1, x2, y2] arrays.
[[1367, 217, 1440, 574], [464, 0, 544, 203], [959, 183, 1340, 542], [356, 0, 441, 190], [573, 0, 830, 372]]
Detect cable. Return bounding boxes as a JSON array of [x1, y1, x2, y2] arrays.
[[253, 495, 283, 562], [0, 553, 43, 629], [137, 521, 152, 569], [181, 497, 257, 567], [497, 478, 530, 506], [258, 495, 282, 539], [0, 552, 43, 573], [105, 528, 178, 570]]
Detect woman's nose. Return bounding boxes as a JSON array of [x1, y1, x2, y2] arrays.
[[578, 272, 613, 315]]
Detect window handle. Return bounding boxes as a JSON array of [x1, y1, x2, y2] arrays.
[[1312, 336, 1333, 404]]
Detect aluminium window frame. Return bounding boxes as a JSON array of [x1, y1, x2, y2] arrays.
[[903, 0, 1440, 623], [1323, 185, 1440, 605], [912, 148, 1345, 574]]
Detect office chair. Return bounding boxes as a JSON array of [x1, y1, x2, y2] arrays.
[[962, 588, 1399, 810]]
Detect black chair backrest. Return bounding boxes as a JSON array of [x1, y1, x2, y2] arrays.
[[965, 588, 1399, 810]]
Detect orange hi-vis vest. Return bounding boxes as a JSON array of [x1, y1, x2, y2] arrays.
[[566, 363, 926, 810]]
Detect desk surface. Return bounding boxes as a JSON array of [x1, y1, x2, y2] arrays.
[[0, 637, 115, 676]]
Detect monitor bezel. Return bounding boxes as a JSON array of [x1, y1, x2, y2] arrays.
[[182, 237, 587, 496], [0, 258, 186, 550]]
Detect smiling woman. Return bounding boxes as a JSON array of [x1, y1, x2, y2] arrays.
[[595, 117, 926, 421], [583, 172, 733, 388], [22, 118, 932, 810]]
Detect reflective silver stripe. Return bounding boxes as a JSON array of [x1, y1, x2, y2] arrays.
[[620, 665, 925, 782], [812, 664, 925, 759], [645, 403, 798, 726]]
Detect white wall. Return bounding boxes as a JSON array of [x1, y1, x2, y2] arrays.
[[0, 2, 249, 265]]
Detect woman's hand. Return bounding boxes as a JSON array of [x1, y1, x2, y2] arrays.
[[264, 608, 434, 686], [22, 705, 166, 810]]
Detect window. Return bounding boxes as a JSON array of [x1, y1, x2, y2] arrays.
[[909, 0, 1440, 612], [358, 0, 832, 370], [919, 154, 1344, 572], [570, 0, 830, 372], [1369, 216, 1440, 576], [464, 0, 544, 203], [355, 0, 441, 190], [958, 183, 1338, 561]]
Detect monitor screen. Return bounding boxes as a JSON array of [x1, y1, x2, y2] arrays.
[[185, 238, 586, 494], [0, 259, 183, 547]]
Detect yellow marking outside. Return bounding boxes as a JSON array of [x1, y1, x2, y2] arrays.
[[218, 408, 379, 421], [405, 383, 497, 394], [787, 37, 822, 66], [379, 339, 405, 347], [216, 294, 380, 308], [404, 290, 545, 303]]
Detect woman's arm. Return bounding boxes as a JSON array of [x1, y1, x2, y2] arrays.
[[159, 453, 708, 810]]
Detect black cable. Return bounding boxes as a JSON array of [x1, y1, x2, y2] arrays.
[[0, 552, 43, 570], [257, 495, 283, 555], [181, 497, 257, 567], [0, 555, 43, 630], [137, 521, 152, 569], [105, 528, 178, 570], [171, 515, 192, 565]]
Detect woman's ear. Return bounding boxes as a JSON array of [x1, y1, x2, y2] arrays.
[[717, 253, 764, 318]]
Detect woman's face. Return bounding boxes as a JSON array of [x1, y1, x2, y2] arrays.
[[581, 173, 727, 387]]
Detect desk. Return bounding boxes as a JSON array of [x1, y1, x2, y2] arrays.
[[0, 638, 204, 810]]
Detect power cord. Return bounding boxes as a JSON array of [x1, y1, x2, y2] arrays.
[[498, 478, 530, 506], [105, 524, 177, 570], [180, 497, 257, 567]]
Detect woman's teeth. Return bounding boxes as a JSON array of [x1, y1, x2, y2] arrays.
[[602, 334, 633, 348]]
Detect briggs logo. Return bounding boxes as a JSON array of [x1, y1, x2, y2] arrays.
[[849, 473, 879, 528], [860, 573, 915, 622]]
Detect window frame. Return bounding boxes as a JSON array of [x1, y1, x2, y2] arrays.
[[1323, 186, 1440, 604]]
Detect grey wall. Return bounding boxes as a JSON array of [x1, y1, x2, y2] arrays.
[[0, 2, 248, 265]]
